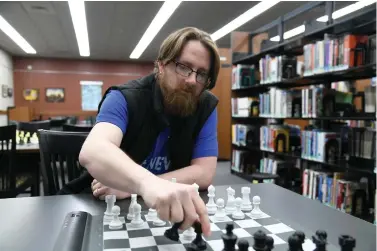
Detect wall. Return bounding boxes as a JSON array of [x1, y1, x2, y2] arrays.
[[0, 49, 15, 125], [13, 57, 154, 119]]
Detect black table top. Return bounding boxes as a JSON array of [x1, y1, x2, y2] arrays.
[[0, 183, 374, 251]]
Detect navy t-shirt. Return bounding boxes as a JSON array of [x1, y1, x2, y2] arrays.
[[96, 90, 218, 175]]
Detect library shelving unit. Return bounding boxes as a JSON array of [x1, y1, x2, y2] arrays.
[[229, 1, 376, 223]]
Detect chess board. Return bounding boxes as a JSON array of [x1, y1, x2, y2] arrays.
[[101, 209, 338, 251]]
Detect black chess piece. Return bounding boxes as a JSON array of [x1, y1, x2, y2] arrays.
[[265, 235, 274, 251], [315, 230, 327, 241], [237, 239, 249, 251], [288, 234, 301, 251], [312, 234, 327, 251], [191, 221, 207, 250], [164, 221, 182, 242], [222, 223, 237, 251], [339, 235, 356, 251], [252, 230, 267, 251], [293, 231, 305, 251]]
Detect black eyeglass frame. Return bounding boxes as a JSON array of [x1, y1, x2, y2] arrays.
[[171, 60, 211, 86]]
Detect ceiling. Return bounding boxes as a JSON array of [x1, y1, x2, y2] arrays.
[[0, 1, 355, 62]]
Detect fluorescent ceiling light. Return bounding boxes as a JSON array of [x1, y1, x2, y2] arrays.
[[68, 0, 90, 57], [270, 25, 305, 42], [0, 15, 36, 54], [211, 1, 280, 41], [317, 0, 376, 22], [130, 0, 182, 59]]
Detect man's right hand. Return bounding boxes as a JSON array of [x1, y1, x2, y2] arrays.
[[138, 176, 211, 237]]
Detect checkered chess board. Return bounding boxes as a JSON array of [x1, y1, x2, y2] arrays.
[[101, 210, 336, 251]]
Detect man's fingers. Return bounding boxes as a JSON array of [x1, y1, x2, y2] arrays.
[[192, 195, 211, 236], [170, 196, 184, 223], [93, 182, 102, 191], [180, 193, 198, 231], [94, 186, 108, 197], [157, 200, 170, 222]]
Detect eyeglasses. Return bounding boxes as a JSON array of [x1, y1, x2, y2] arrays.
[[173, 61, 210, 85]]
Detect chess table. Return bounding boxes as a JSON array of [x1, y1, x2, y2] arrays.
[[0, 183, 374, 251]]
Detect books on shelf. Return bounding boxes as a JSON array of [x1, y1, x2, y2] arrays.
[[232, 97, 259, 117], [303, 33, 370, 76], [231, 64, 259, 89], [348, 127, 376, 160], [260, 124, 301, 153], [302, 168, 372, 218], [232, 124, 260, 147], [259, 55, 301, 84], [259, 158, 285, 184]]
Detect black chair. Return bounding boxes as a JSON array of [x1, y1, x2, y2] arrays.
[[0, 125, 35, 198], [37, 129, 89, 195], [62, 124, 93, 132], [18, 120, 51, 134]]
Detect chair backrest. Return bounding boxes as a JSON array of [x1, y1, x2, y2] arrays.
[[62, 124, 93, 132], [37, 129, 89, 195], [18, 120, 51, 134], [0, 125, 16, 197]]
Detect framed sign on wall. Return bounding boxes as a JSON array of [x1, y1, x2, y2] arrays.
[[80, 81, 103, 111]]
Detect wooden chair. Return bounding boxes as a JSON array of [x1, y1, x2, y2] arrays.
[[17, 120, 51, 134], [37, 129, 89, 195], [0, 125, 35, 198], [62, 124, 93, 132]]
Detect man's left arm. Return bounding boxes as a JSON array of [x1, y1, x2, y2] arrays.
[[159, 108, 218, 189]]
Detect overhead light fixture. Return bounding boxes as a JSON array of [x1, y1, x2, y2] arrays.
[[211, 0, 280, 42], [270, 0, 376, 42], [68, 0, 90, 57], [0, 15, 36, 54], [270, 25, 305, 42], [130, 0, 182, 59], [316, 0, 376, 22]]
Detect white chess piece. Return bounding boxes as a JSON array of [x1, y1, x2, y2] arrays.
[[225, 187, 236, 214], [232, 197, 245, 220], [109, 205, 123, 230], [153, 213, 166, 226], [241, 187, 252, 211], [193, 183, 199, 194], [183, 226, 196, 240], [250, 196, 264, 218], [147, 208, 158, 221], [104, 195, 116, 220], [214, 198, 226, 221], [206, 185, 217, 215], [127, 194, 137, 220], [130, 203, 144, 228], [171, 178, 177, 183]]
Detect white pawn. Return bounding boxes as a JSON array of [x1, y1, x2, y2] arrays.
[[241, 187, 252, 211], [153, 213, 166, 226], [171, 178, 177, 183], [147, 208, 158, 221], [206, 185, 217, 215], [250, 196, 264, 218], [183, 225, 196, 240], [232, 197, 245, 220], [130, 203, 144, 228], [127, 194, 137, 220], [214, 198, 226, 221], [109, 205, 123, 230]]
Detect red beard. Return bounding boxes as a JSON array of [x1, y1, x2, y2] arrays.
[[159, 75, 199, 117]]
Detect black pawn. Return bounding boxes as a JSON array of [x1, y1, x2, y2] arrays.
[[222, 223, 237, 251], [237, 239, 249, 251], [253, 230, 267, 251], [339, 235, 356, 251], [293, 231, 305, 251], [164, 222, 182, 242], [312, 234, 327, 251], [265, 235, 274, 251], [288, 234, 301, 251], [315, 230, 327, 241], [192, 221, 207, 250]]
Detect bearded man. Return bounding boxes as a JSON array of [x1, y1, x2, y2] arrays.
[[76, 27, 220, 236]]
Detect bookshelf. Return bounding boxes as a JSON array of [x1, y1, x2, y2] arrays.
[[229, 2, 376, 223]]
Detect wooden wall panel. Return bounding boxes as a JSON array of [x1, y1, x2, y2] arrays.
[[13, 57, 153, 119]]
